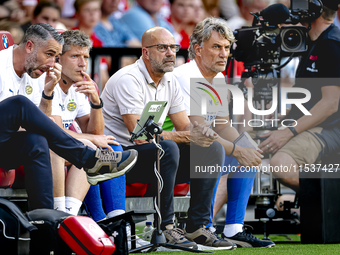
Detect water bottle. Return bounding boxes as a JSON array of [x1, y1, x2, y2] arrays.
[[142, 222, 154, 241]]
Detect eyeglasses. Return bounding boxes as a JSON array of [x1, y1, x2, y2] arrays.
[[145, 44, 180, 53]]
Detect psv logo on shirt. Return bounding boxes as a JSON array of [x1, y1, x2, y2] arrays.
[[25, 84, 33, 95], [67, 101, 77, 111]]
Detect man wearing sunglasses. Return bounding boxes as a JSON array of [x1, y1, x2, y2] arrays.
[[101, 26, 235, 249]]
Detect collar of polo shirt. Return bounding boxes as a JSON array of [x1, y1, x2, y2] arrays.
[[138, 56, 170, 88]]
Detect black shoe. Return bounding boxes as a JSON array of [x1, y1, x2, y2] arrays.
[[222, 225, 275, 248]]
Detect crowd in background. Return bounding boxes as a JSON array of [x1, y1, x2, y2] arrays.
[[4, 0, 339, 88]]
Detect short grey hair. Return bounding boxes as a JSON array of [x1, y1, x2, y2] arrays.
[[21, 23, 64, 46], [61, 30, 92, 54], [188, 17, 236, 60]]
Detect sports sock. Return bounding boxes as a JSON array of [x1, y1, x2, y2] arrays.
[[223, 223, 243, 237], [84, 184, 106, 221], [100, 175, 126, 214], [207, 155, 238, 227], [54, 196, 65, 212], [225, 166, 256, 226], [65, 196, 83, 216], [100, 144, 126, 215]]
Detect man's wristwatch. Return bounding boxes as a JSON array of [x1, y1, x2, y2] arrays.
[[288, 126, 298, 137], [90, 98, 103, 109], [42, 90, 54, 100]]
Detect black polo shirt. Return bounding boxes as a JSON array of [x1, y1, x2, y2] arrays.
[[288, 24, 340, 128], [288, 24, 340, 155]]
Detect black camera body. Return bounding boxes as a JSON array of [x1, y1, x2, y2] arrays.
[[233, 0, 323, 69], [233, 25, 308, 68]]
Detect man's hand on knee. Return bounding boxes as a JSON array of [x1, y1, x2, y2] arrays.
[[259, 129, 294, 154]]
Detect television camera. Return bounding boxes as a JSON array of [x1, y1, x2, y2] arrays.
[[230, 0, 323, 130]]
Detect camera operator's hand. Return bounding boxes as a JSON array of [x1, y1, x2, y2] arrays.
[[233, 146, 263, 167], [258, 129, 294, 154], [191, 121, 217, 147]]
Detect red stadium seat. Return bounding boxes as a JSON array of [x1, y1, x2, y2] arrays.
[[0, 31, 14, 51], [0, 31, 16, 189], [173, 183, 190, 196]]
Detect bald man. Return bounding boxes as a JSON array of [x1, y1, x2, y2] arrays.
[[101, 27, 235, 249]]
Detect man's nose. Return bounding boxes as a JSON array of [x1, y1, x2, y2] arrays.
[[47, 58, 56, 67], [165, 46, 175, 57], [220, 48, 229, 58], [79, 57, 86, 66]]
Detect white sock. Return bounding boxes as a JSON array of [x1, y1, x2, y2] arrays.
[[223, 223, 243, 237], [107, 209, 125, 219], [65, 196, 83, 216], [54, 196, 65, 212]]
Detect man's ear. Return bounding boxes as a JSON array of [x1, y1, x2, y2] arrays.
[[194, 44, 201, 57], [25, 40, 34, 54], [142, 48, 149, 60]]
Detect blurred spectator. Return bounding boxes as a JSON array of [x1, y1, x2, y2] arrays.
[[94, 0, 140, 47], [20, 0, 37, 21], [59, 0, 78, 29], [0, 5, 10, 20], [227, 0, 270, 31], [219, 0, 240, 20], [74, 0, 101, 39], [0, 19, 24, 44], [2, 0, 26, 23], [168, 0, 195, 48], [201, 0, 218, 17], [73, 0, 110, 88], [120, 0, 176, 42], [192, 0, 207, 24], [21, 1, 67, 32]]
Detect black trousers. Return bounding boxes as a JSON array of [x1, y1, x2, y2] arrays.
[[0, 96, 96, 210], [123, 140, 223, 229]]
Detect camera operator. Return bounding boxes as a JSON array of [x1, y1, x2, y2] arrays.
[[259, 0, 340, 193]]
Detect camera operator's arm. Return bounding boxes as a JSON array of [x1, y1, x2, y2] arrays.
[[259, 85, 340, 154]]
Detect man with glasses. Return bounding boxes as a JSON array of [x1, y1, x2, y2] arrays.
[[101, 26, 235, 249]]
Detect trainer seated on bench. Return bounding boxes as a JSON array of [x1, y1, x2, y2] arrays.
[[50, 30, 126, 216], [0, 23, 137, 210], [172, 17, 274, 248], [101, 27, 234, 249], [258, 0, 340, 194]]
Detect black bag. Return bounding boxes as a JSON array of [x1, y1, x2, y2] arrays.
[[26, 209, 73, 255], [98, 218, 128, 255], [0, 198, 37, 255]]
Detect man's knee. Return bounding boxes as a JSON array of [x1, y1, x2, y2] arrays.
[[161, 140, 180, 163], [11, 95, 34, 110], [270, 152, 299, 181], [25, 133, 49, 153]]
